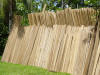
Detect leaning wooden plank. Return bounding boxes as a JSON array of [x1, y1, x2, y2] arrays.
[[28, 25, 45, 66], [37, 26, 51, 68], [68, 9, 74, 25], [35, 25, 47, 67], [11, 26, 30, 64], [47, 25, 58, 70], [82, 8, 87, 25], [88, 42, 100, 75], [86, 8, 91, 25], [34, 25, 46, 67], [42, 27, 54, 68], [22, 25, 39, 65], [8, 26, 22, 63], [78, 10, 82, 26], [61, 26, 73, 72], [94, 46, 100, 75], [80, 9, 84, 25], [41, 26, 55, 69], [64, 8, 69, 25], [87, 22, 100, 75], [61, 26, 79, 73], [1, 25, 18, 62], [74, 10, 79, 26], [70, 26, 95, 75], [8, 26, 19, 62], [16, 26, 32, 64], [71, 10, 76, 26], [60, 26, 95, 75], [47, 25, 66, 71], [28, 14, 32, 25], [53, 25, 66, 71], [6, 16, 22, 63]]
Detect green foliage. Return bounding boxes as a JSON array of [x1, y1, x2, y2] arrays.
[[21, 16, 29, 26], [16, 1, 29, 26], [0, 62, 71, 75], [84, 0, 100, 7], [16, 3, 27, 15], [0, 0, 9, 55], [0, 20, 8, 56]]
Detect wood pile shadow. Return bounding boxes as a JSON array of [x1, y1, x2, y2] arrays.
[[1, 8, 100, 75]]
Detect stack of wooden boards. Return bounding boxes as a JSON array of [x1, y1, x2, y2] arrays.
[[1, 8, 100, 75], [28, 8, 96, 26]]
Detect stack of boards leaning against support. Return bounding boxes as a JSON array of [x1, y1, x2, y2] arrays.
[[1, 8, 100, 75]]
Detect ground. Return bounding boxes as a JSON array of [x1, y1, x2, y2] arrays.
[[0, 56, 70, 75]]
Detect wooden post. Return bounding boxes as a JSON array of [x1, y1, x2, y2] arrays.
[[42, 4, 47, 13]]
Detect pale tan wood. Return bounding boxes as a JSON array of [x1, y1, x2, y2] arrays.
[[74, 10, 79, 26], [28, 25, 45, 66], [35, 26, 47, 67], [47, 25, 66, 71], [2, 16, 22, 62], [42, 27, 54, 68], [76, 9, 81, 26], [68, 8, 73, 25], [34, 26, 46, 67], [64, 8, 69, 25], [94, 45, 100, 75], [35, 13, 41, 25], [8, 26, 19, 62], [71, 26, 95, 75], [59, 26, 95, 75], [71, 10, 76, 26], [1, 25, 18, 62], [42, 4, 47, 13], [22, 25, 39, 65], [53, 25, 66, 71], [49, 12, 56, 26], [28, 8, 96, 26], [28, 14, 32, 25], [11, 26, 30, 64], [79, 9, 83, 26], [37, 26, 51, 68], [2, 8, 99, 75], [16, 26, 32, 64], [87, 22, 100, 75]]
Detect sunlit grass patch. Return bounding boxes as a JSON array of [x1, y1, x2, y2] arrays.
[[0, 60, 71, 75]]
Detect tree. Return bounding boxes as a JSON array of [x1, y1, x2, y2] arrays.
[[0, 0, 9, 56], [0, 0, 16, 55]]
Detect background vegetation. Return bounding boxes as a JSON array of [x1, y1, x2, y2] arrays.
[[0, 0, 100, 56]]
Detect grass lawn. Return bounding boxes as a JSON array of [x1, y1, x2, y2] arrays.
[[0, 56, 71, 75], [0, 56, 1, 60]]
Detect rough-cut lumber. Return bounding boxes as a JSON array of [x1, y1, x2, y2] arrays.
[[2, 25, 96, 75], [87, 20, 100, 75], [28, 8, 96, 26], [1, 26, 18, 62], [22, 25, 39, 65], [1, 8, 100, 75]]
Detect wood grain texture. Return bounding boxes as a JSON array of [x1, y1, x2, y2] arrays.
[[1, 8, 100, 75]]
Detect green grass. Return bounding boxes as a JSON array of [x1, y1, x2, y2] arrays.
[[0, 56, 71, 75], [0, 56, 1, 60]]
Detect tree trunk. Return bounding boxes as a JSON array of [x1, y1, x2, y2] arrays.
[[9, 0, 13, 32], [61, 0, 64, 9], [4, 0, 16, 32]]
